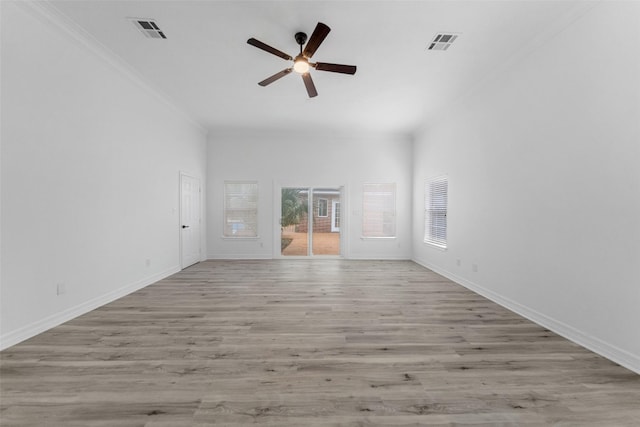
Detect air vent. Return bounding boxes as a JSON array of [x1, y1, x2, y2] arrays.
[[428, 33, 459, 51], [131, 19, 166, 39]]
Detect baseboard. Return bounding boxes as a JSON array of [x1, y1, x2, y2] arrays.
[[0, 265, 180, 351], [412, 258, 640, 375], [207, 253, 273, 260]]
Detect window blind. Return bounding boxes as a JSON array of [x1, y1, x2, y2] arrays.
[[362, 183, 396, 237], [424, 176, 448, 248], [224, 181, 258, 237]]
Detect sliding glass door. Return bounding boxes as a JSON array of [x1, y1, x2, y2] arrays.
[[280, 187, 341, 257], [280, 187, 309, 256]]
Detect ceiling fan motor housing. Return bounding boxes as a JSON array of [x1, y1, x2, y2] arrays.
[[295, 32, 308, 47]]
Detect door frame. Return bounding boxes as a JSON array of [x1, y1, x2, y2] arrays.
[[179, 172, 202, 269]]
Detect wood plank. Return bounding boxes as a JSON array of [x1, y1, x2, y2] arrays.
[[1, 260, 639, 426]]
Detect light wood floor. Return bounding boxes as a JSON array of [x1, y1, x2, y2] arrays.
[[1, 260, 639, 426]]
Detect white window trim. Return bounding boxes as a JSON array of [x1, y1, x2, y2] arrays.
[[317, 198, 329, 217], [424, 175, 448, 249], [361, 182, 397, 238], [223, 180, 259, 238]]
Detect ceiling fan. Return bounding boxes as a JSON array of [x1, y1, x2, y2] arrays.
[[247, 22, 357, 98]]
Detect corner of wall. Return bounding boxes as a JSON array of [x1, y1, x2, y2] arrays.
[[16, 0, 206, 134], [411, 257, 640, 375], [0, 266, 180, 351]]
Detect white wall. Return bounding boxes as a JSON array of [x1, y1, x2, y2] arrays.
[[412, 2, 640, 373], [0, 2, 207, 349], [207, 130, 412, 259]]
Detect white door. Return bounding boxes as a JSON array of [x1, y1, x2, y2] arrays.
[[180, 173, 201, 269]]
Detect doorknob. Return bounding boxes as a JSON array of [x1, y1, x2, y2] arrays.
[[182, 225, 190, 229]]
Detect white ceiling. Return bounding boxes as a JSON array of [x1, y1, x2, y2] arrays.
[[47, 0, 590, 136]]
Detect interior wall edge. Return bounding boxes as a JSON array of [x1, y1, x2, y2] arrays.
[[0, 265, 181, 351], [413, 1, 600, 137], [14, 0, 206, 135], [208, 127, 412, 145], [411, 257, 640, 376]]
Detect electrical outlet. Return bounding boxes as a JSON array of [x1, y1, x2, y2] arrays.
[[472, 264, 478, 272], [456, 259, 461, 267], [56, 283, 66, 296], [145, 259, 151, 267]]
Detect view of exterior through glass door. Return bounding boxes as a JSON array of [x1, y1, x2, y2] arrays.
[[281, 187, 341, 256]]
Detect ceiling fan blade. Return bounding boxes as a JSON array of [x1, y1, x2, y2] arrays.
[[315, 62, 357, 75], [302, 73, 318, 98], [302, 22, 330, 58], [258, 68, 293, 86], [247, 38, 293, 61]]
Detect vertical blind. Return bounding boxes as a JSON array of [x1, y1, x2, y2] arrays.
[[362, 183, 396, 237], [224, 181, 258, 237], [424, 176, 448, 248]]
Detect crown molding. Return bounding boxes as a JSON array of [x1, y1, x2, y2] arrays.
[[14, 0, 207, 136]]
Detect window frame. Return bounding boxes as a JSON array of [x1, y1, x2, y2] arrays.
[[223, 180, 259, 238], [317, 198, 328, 217], [424, 175, 448, 249], [362, 182, 397, 239]]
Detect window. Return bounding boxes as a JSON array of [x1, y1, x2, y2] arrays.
[[317, 198, 328, 217], [424, 175, 448, 248], [362, 183, 396, 238], [224, 181, 258, 237]]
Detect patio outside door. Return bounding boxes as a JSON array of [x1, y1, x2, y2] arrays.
[[280, 187, 341, 256]]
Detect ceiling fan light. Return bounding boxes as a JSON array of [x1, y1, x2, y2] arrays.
[[293, 58, 310, 74]]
